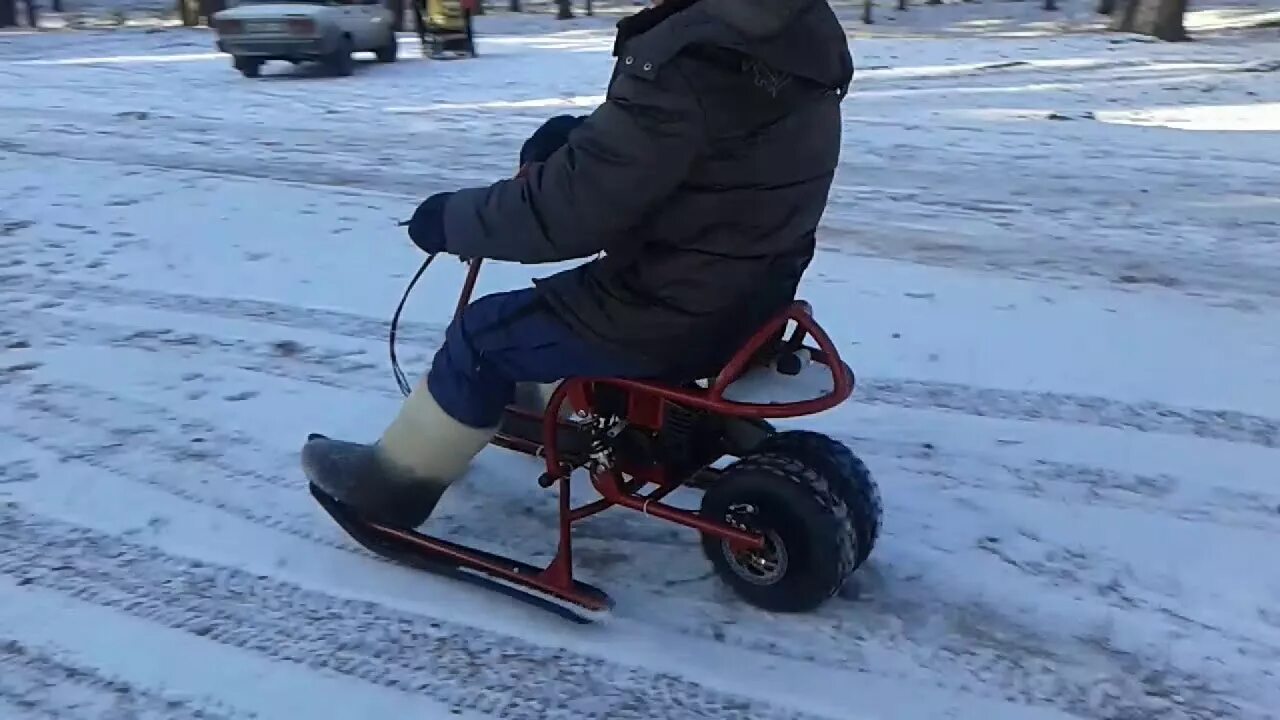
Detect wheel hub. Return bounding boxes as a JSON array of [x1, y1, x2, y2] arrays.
[[720, 503, 788, 586]]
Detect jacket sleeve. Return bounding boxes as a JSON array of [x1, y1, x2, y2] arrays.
[[441, 66, 707, 264]]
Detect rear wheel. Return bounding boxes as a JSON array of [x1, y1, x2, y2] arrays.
[[755, 430, 882, 566], [233, 56, 262, 78], [699, 454, 859, 612]]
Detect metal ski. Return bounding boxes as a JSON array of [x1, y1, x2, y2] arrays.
[[309, 482, 614, 623]]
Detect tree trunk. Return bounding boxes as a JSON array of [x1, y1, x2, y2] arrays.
[[1110, 0, 1188, 40], [1116, 0, 1138, 26], [1096, 0, 1115, 13], [0, 0, 18, 27], [1043, 0, 1057, 9], [584, 0, 591, 16], [50, 0, 60, 10], [1151, 0, 1188, 39], [861, 0, 873, 23], [23, 0, 37, 26], [555, 0, 571, 19], [926, 0, 941, 5], [178, 0, 199, 25], [508, 0, 519, 10], [897, 0, 907, 10]]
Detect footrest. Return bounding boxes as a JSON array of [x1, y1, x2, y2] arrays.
[[495, 407, 592, 464]]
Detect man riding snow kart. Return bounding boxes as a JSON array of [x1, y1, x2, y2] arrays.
[[301, 0, 854, 532]]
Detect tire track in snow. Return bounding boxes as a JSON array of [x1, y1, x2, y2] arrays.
[[0, 272, 445, 347], [0, 414, 350, 556], [835, 432, 1280, 533], [0, 506, 832, 720], [1, 432, 1257, 720], [0, 638, 245, 720], [0, 396, 959, 715], [0, 700, 55, 720], [856, 378, 1279, 450], [8, 304, 1279, 534], [0, 371, 689, 551], [2, 324, 1267, 719], [5, 368, 1257, 636], [0, 459, 39, 486], [0, 93, 509, 196], [0, 138, 470, 205], [3, 273, 1277, 449]]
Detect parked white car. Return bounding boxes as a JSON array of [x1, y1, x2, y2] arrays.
[[211, 0, 398, 78]]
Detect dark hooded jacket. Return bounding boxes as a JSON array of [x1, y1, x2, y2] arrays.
[[441, 0, 853, 377]]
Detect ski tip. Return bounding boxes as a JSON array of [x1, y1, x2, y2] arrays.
[[569, 602, 615, 625]]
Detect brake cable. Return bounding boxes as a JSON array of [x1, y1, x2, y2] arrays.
[[389, 253, 437, 397]]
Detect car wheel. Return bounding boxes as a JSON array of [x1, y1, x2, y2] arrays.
[[233, 56, 262, 78], [323, 36, 354, 77]]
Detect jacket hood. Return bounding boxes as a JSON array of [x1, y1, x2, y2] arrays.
[[614, 0, 853, 92]]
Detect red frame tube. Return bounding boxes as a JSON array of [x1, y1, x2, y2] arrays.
[[454, 258, 483, 322]]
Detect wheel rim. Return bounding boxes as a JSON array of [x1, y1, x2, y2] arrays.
[[719, 503, 788, 586]]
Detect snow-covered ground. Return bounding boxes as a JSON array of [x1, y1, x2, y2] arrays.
[[2, 14, 1279, 720]]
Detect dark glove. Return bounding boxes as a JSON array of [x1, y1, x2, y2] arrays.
[[519, 114, 586, 166], [404, 192, 452, 255]]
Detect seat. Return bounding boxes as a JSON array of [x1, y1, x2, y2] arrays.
[[579, 300, 855, 421]]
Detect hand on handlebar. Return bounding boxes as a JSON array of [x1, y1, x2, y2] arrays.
[[399, 154, 534, 260], [404, 191, 453, 255]]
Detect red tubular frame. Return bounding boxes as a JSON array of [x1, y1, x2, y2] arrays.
[[440, 257, 857, 606]]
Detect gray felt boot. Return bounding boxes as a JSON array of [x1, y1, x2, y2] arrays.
[[301, 380, 496, 529]]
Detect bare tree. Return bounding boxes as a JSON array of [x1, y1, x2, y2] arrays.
[[862, 0, 873, 23], [178, 0, 199, 25], [1043, 0, 1057, 10], [897, 0, 907, 11], [389, 0, 405, 31], [1097, 0, 1116, 13], [556, 0, 571, 19], [1110, 0, 1188, 40], [509, 0, 519, 9], [174, 0, 222, 25], [23, 0, 36, 26]]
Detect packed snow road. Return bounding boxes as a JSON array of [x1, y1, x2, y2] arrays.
[[1, 17, 1279, 720]]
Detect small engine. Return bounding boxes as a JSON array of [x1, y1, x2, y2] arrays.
[[589, 384, 727, 480]]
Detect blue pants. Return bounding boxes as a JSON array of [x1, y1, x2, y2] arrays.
[[426, 288, 658, 429]]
